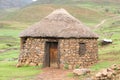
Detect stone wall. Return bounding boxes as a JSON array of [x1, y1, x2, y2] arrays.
[[59, 38, 98, 69], [17, 38, 98, 69], [18, 38, 45, 66]]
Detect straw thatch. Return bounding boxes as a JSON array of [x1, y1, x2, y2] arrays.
[[20, 9, 98, 38]]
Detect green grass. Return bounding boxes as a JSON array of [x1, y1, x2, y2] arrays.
[[0, 21, 26, 38], [67, 72, 74, 78], [0, 21, 30, 50], [0, 50, 19, 61], [0, 43, 10, 49], [0, 29, 21, 37], [90, 50, 120, 71], [0, 20, 42, 80], [95, 16, 120, 54], [98, 33, 120, 54], [90, 62, 112, 71], [0, 20, 41, 80], [0, 61, 41, 80]]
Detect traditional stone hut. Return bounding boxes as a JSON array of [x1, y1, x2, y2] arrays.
[[17, 9, 99, 69]]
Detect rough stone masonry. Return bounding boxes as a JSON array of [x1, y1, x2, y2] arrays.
[[17, 38, 98, 69]]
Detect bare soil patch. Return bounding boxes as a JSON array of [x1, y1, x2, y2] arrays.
[[36, 68, 78, 80]]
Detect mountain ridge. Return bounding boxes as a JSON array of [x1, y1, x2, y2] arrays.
[[0, 0, 120, 9], [0, 0, 33, 9], [32, 0, 120, 5]]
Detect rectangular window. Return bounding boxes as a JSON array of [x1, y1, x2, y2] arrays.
[[79, 43, 86, 55], [21, 38, 27, 49]]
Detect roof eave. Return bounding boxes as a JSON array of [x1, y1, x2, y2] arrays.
[[20, 36, 99, 39]]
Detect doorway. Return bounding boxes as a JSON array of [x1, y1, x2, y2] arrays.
[[44, 42, 59, 68]]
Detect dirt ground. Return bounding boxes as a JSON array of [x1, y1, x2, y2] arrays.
[[36, 68, 78, 80]]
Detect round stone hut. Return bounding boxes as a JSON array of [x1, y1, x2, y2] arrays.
[[18, 9, 99, 69]]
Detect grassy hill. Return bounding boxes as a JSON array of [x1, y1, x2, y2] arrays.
[[0, 0, 33, 9], [1, 4, 108, 26], [0, 0, 119, 24], [0, 1, 120, 80], [32, 0, 120, 4], [1, 4, 119, 26]]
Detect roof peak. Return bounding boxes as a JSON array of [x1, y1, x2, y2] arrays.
[[48, 8, 69, 14], [20, 8, 98, 38], [44, 8, 79, 23]]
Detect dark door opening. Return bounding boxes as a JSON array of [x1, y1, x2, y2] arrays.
[[44, 42, 59, 68]]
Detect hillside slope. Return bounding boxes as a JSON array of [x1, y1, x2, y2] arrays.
[[1, 4, 107, 27], [32, 0, 120, 4], [0, 0, 119, 27], [0, 0, 33, 9], [0, 0, 120, 9]]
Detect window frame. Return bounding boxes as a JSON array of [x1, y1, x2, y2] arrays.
[[79, 43, 86, 56]]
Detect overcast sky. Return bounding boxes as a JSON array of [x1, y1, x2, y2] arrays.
[[32, 0, 37, 2]]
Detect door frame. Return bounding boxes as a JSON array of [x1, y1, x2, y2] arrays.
[[43, 41, 60, 68]]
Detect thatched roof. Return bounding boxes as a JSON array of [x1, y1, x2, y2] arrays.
[[20, 9, 98, 38]]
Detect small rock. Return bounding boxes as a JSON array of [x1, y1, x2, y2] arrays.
[[107, 72, 113, 78], [95, 72, 102, 78], [85, 78, 93, 80], [25, 60, 31, 65], [93, 64, 120, 80], [102, 69, 108, 77], [117, 66, 120, 70], [69, 65, 73, 69], [107, 68, 113, 72], [16, 63, 22, 68], [73, 68, 91, 76], [111, 64, 117, 70], [29, 62, 37, 66]]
